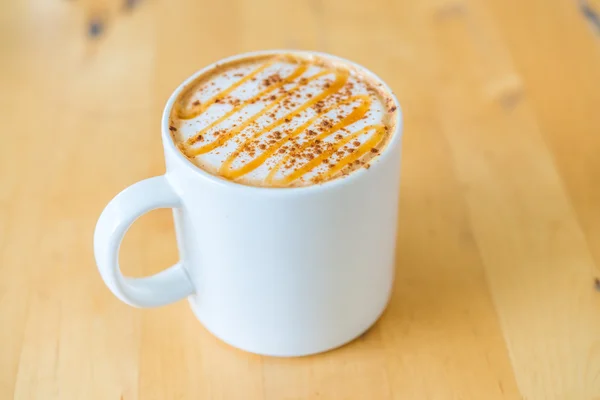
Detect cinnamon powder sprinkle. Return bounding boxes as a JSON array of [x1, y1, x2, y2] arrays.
[[173, 55, 395, 187]]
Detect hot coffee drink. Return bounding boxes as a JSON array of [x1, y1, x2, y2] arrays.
[[168, 52, 398, 187], [96, 50, 404, 356]]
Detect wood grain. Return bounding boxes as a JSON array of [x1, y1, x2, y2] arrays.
[[1, 0, 599, 398]]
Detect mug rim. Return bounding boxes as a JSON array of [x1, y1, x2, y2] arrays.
[[161, 49, 403, 194]]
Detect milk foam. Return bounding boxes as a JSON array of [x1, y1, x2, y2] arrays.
[[169, 53, 396, 187]]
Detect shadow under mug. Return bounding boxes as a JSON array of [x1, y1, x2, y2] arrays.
[[94, 50, 403, 357]]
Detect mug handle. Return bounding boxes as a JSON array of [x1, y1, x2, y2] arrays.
[[94, 176, 195, 307]]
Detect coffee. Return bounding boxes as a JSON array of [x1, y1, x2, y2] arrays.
[[169, 52, 398, 188]]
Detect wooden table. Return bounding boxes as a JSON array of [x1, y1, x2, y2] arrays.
[[2, 0, 600, 398]]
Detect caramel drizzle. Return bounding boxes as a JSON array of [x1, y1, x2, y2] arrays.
[[266, 125, 386, 186], [183, 68, 336, 156], [177, 59, 276, 120], [178, 61, 309, 148], [220, 95, 371, 180], [177, 59, 387, 185]]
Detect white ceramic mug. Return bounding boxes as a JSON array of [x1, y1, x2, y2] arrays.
[[94, 51, 403, 357]]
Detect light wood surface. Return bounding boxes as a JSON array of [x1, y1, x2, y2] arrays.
[[1, 0, 600, 399]]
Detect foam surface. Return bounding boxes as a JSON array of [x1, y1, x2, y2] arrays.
[[169, 53, 397, 187]]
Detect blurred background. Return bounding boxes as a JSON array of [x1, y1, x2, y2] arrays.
[[1, 0, 600, 399]]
